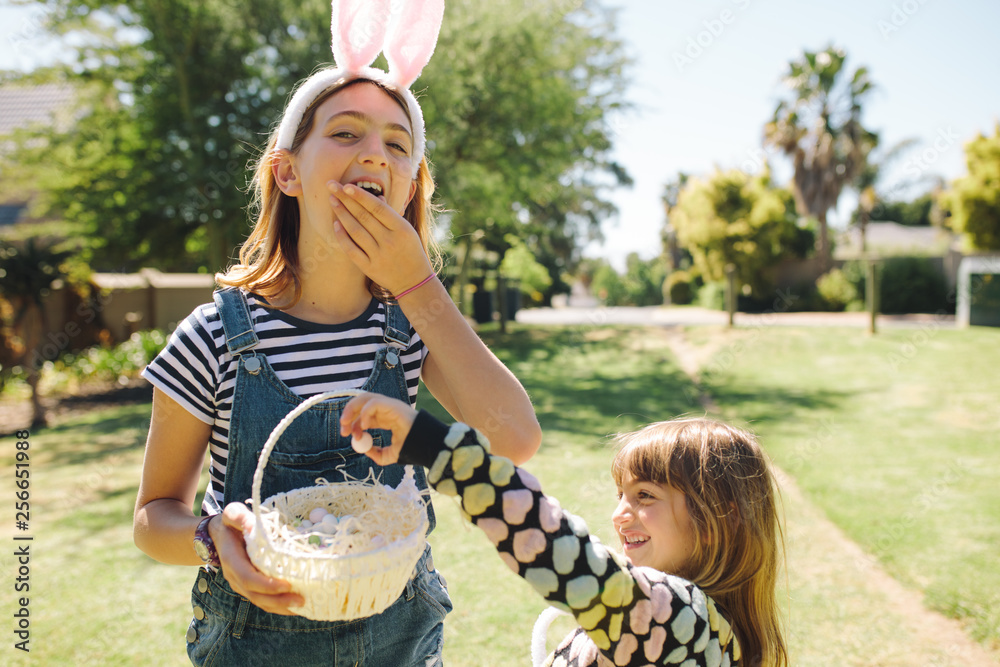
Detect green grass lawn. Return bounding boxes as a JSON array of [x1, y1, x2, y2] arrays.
[[694, 324, 1000, 651], [1, 323, 997, 665]]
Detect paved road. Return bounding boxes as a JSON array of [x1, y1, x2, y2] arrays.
[[514, 305, 957, 329]]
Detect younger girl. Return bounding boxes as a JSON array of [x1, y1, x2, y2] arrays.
[[341, 393, 788, 666], [133, 1, 541, 664]]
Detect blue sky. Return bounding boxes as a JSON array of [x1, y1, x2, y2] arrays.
[[594, 0, 1000, 267], [2, 1, 999, 269]]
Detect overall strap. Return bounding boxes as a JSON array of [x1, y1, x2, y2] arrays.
[[383, 300, 411, 348], [212, 287, 259, 355]]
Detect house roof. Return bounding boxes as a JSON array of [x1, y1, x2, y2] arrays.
[[0, 82, 76, 135], [835, 221, 956, 258]]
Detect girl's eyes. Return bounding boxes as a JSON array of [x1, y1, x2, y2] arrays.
[[330, 131, 409, 155], [616, 488, 655, 502]]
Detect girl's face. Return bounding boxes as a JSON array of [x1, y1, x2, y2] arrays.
[[286, 82, 417, 225], [612, 472, 696, 574]]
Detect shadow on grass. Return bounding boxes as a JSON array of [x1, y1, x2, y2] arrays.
[[480, 326, 699, 444], [707, 382, 854, 429], [38, 405, 150, 466]]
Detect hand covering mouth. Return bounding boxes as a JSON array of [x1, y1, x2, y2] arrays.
[[353, 180, 384, 198]]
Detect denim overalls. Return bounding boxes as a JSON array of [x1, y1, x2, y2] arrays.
[[186, 288, 451, 667]]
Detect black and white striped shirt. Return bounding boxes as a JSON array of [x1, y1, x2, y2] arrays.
[[141, 293, 426, 512]]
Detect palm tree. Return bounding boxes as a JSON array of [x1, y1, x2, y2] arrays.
[[764, 46, 878, 269], [0, 238, 73, 428]]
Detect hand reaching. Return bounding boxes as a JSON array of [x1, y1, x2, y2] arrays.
[[340, 393, 418, 466]]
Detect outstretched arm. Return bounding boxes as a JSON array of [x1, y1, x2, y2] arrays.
[[340, 394, 740, 666], [329, 181, 541, 464]]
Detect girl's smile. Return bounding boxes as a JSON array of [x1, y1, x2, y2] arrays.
[[612, 472, 696, 574]]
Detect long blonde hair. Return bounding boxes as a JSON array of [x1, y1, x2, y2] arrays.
[[217, 78, 439, 306], [611, 418, 788, 667]]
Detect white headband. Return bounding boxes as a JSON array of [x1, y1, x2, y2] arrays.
[[274, 0, 445, 178]]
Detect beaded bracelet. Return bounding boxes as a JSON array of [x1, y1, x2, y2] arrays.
[[394, 273, 436, 300]]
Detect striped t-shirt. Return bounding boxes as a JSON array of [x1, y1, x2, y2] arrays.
[[141, 292, 427, 513]]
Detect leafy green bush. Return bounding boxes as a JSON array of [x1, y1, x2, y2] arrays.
[[817, 269, 863, 311], [697, 281, 726, 310], [589, 254, 666, 307], [664, 270, 694, 305], [878, 256, 950, 314], [839, 257, 950, 314], [590, 262, 628, 306], [49, 330, 168, 386]]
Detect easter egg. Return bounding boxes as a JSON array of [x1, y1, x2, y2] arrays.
[[309, 507, 328, 524], [352, 431, 374, 454]]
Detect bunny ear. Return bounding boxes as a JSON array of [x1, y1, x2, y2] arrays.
[[331, 0, 392, 71], [383, 0, 445, 88]]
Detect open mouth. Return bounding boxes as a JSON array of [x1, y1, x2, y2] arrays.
[[354, 180, 384, 198], [622, 534, 649, 550]]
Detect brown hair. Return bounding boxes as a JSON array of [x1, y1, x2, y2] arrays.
[[611, 418, 788, 667], [217, 78, 439, 306]]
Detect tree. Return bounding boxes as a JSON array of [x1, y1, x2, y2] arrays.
[[661, 172, 691, 271], [9, 0, 352, 272], [940, 124, 1000, 251], [669, 169, 811, 299], [417, 0, 631, 310], [587, 254, 666, 307], [764, 46, 878, 269], [499, 236, 552, 304], [0, 239, 73, 427], [10, 0, 630, 288]]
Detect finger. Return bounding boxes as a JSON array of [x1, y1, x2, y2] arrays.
[[244, 592, 306, 616], [218, 505, 296, 595], [330, 202, 378, 256], [330, 220, 377, 276], [330, 182, 399, 232], [217, 532, 306, 615], [357, 396, 390, 431], [341, 393, 376, 436], [217, 533, 292, 595]]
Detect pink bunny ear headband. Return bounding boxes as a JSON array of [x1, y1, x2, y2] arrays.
[[274, 0, 445, 178]]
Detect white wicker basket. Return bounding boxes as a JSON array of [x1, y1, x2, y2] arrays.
[[245, 390, 429, 621]]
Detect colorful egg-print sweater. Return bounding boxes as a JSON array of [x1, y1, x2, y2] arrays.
[[399, 411, 742, 667]]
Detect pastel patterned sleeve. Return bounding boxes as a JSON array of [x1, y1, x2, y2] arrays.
[[399, 411, 742, 667]]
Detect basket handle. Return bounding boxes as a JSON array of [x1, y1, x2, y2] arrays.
[[250, 389, 365, 551]]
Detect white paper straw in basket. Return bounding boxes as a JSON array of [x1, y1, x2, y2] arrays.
[[250, 389, 365, 553]]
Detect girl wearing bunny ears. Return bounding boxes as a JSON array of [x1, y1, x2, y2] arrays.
[[133, 1, 541, 664]]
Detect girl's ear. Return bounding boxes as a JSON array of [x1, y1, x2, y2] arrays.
[[405, 179, 417, 210], [272, 149, 302, 196]]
